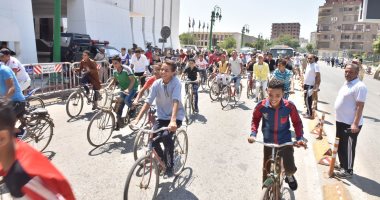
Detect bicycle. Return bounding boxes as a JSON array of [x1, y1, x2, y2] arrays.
[[87, 89, 147, 147], [220, 76, 243, 108], [124, 125, 188, 200], [198, 68, 208, 91], [24, 87, 45, 111], [66, 75, 107, 118], [254, 140, 306, 200], [18, 107, 54, 152], [184, 80, 198, 125], [246, 72, 255, 99], [209, 73, 226, 101], [256, 80, 266, 102]]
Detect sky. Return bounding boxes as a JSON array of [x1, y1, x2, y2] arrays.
[[179, 0, 326, 41]]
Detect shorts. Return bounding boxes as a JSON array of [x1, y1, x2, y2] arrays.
[[19, 78, 31, 91], [12, 101, 26, 118]]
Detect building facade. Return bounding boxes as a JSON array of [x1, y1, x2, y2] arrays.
[[271, 23, 301, 40], [0, 0, 180, 63], [316, 0, 380, 58], [190, 32, 256, 51]]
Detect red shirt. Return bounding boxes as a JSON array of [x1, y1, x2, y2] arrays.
[[143, 76, 157, 90], [0, 140, 75, 200], [145, 51, 153, 65]]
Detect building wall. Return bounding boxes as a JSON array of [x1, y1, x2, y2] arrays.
[[190, 32, 256, 51], [271, 23, 301, 40], [0, 0, 37, 63], [316, 0, 380, 57]]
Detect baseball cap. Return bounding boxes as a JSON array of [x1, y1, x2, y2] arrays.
[[0, 52, 4, 57], [0, 48, 11, 55]]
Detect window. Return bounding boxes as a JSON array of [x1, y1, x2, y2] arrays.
[[317, 42, 330, 49], [341, 34, 350, 40], [366, 25, 371, 31], [324, 35, 329, 39]]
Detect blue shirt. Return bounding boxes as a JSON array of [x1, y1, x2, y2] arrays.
[[272, 68, 293, 92], [0, 64, 25, 101], [146, 77, 185, 121]]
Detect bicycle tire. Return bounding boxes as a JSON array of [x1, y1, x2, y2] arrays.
[[66, 91, 84, 118], [200, 76, 207, 91], [87, 111, 115, 147], [209, 82, 219, 101], [123, 155, 159, 200], [133, 130, 149, 161], [173, 129, 188, 176], [26, 96, 45, 111], [235, 83, 243, 103], [260, 184, 275, 200], [184, 95, 192, 125], [220, 86, 230, 108], [23, 117, 54, 152], [98, 88, 108, 107], [246, 80, 253, 99]]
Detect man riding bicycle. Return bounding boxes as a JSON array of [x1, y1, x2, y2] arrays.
[[248, 78, 306, 191], [109, 55, 139, 130], [132, 60, 185, 178], [213, 55, 230, 85], [253, 54, 270, 102], [228, 51, 243, 94], [74, 50, 101, 110], [196, 54, 208, 85], [182, 58, 200, 113]]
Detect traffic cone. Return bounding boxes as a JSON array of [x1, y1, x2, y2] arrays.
[[328, 137, 340, 177]]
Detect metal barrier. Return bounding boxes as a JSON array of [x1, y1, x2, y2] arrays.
[[23, 62, 72, 96], [70, 60, 114, 88]]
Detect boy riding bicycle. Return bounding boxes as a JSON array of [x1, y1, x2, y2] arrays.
[[181, 58, 200, 113], [132, 60, 185, 178], [248, 78, 306, 191]]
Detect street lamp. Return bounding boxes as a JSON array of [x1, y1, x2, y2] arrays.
[[208, 5, 222, 50], [241, 24, 250, 48]]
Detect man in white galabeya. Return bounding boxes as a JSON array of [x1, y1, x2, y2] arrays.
[[333, 63, 367, 178], [0, 48, 31, 92]]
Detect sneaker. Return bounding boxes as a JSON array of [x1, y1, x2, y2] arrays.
[[254, 98, 258, 103], [285, 175, 298, 191], [163, 168, 174, 179], [334, 168, 352, 179], [92, 105, 98, 110], [194, 108, 199, 113]]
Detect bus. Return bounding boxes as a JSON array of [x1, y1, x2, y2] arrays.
[[269, 45, 295, 59]]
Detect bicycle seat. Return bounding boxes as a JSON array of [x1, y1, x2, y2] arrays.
[[31, 108, 48, 115]]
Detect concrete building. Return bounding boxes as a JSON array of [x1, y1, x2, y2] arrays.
[[316, 0, 380, 58], [271, 23, 301, 40], [0, 0, 180, 63], [299, 37, 309, 48], [310, 32, 317, 45], [189, 32, 256, 51]]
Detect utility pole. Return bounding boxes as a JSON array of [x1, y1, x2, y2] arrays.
[[208, 5, 222, 50], [240, 24, 250, 48], [53, 0, 61, 62]]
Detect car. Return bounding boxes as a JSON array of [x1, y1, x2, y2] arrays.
[[90, 43, 120, 63]]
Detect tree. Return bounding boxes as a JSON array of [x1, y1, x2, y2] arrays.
[[244, 42, 255, 48], [220, 37, 236, 50], [306, 43, 315, 53], [271, 34, 300, 49], [179, 33, 196, 45], [373, 37, 380, 54]]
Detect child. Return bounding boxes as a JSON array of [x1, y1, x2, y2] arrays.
[[248, 78, 306, 191], [0, 98, 75, 199], [133, 60, 185, 178], [181, 58, 200, 113]]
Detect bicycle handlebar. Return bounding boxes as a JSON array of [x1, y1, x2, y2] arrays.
[[255, 141, 295, 148], [129, 124, 169, 134]]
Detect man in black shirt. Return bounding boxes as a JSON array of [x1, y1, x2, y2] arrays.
[[264, 53, 276, 73], [285, 56, 293, 71], [181, 58, 200, 113]]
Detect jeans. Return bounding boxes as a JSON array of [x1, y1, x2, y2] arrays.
[[81, 73, 90, 94], [152, 119, 182, 170], [231, 75, 241, 93], [198, 68, 207, 83], [263, 146, 296, 183], [117, 89, 137, 119]]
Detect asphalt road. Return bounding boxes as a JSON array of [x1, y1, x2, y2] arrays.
[[0, 76, 324, 199], [313, 62, 380, 200]]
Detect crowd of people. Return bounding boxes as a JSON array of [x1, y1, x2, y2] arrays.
[[0, 42, 368, 198]]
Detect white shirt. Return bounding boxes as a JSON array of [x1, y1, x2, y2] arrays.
[[196, 59, 208, 70], [119, 53, 128, 62], [334, 78, 367, 125], [229, 57, 242, 75], [5, 57, 30, 83], [304, 62, 320, 86], [294, 56, 301, 65], [131, 54, 149, 73]]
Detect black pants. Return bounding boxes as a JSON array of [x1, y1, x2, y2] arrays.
[[152, 119, 182, 170], [263, 146, 296, 183], [303, 84, 313, 116], [134, 72, 146, 87], [336, 121, 362, 173]]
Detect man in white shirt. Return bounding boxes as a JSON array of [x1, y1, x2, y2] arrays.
[[303, 54, 320, 119], [333, 63, 367, 178], [0, 48, 31, 92], [228, 51, 243, 94], [130, 48, 149, 87], [196, 54, 208, 84]]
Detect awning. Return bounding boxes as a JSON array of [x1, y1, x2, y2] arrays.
[[0, 17, 20, 41]]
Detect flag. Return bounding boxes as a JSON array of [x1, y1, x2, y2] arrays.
[[192, 19, 195, 28], [188, 17, 191, 28], [199, 20, 201, 29], [203, 22, 205, 29], [207, 23, 209, 30]]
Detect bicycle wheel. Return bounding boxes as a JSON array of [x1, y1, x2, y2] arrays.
[[184, 95, 192, 125], [133, 130, 149, 161], [23, 117, 54, 152], [66, 91, 84, 118], [260, 184, 275, 200], [209, 82, 219, 101], [87, 111, 115, 147], [200, 76, 207, 91], [246, 81, 253, 99], [124, 155, 159, 200], [235, 83, 243, 103], [173, 129, 188, 176], [26, 96, 45, 111], [220, 86, 230, 108], [98, 89, 108, 107]]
